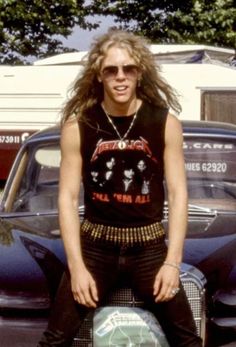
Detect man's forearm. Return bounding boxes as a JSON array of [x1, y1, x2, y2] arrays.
[[59, 199, 84, 272], [165, 193, 188, 264]]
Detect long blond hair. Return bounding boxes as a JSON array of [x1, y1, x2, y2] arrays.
[[61, 29, 181, 124]]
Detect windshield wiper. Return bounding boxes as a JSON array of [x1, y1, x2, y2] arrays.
[[188, 204, 217, 216], [163, 202, 217, 218]]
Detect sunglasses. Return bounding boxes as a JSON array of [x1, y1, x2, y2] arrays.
[[101, 64, 139, 79]]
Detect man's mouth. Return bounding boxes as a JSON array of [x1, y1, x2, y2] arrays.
[[114, 86, 127, 91]]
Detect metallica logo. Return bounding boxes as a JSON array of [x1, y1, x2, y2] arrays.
[[91, 137, 157, 162]]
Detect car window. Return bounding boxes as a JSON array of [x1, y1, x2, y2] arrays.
[[35, 147, 60, 186], [184, 137, 236, 210], [11, 143, 83, 213], [10, 144, 60, 212]]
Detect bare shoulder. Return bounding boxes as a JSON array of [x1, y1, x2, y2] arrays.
[[61, 117, 80, 151], [165, 113, 183, 145], [61, 117, 79, 137], [166, 113, 182, 131]]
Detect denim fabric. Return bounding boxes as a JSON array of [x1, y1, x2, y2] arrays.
[[37, 238, 202, 347]]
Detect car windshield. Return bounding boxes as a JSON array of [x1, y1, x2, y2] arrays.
[[184, 137, 236, 210], [7, 135, 236, 213]]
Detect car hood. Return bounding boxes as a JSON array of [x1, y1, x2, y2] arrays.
[[183, 212, 236, 291], [0, 214, 66, 310]]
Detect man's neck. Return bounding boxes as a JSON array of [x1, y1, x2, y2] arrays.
[[102, 98, 141, 117]]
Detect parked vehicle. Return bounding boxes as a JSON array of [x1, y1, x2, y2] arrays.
[[1, 45, 236, 180], [0, 120, 235, 346]]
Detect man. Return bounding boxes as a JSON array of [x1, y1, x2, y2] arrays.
[[38, 30, 202, 347]]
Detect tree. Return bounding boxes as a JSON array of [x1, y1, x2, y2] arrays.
[[90, 0, 236, 48], [0, 0, 97, 64]]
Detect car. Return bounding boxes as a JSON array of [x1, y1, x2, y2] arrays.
[[0, 120, 235, 347]]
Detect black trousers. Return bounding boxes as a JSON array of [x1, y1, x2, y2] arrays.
[[38, 238, 203, 347]]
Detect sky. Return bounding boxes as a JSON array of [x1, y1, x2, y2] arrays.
[[61, 16, 116, 51]]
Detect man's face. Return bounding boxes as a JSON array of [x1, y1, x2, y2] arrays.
[[124, 168, 135, 179], [98, 46, 140, 108], [106, 157, 115, 169], [137, 160, 146, 171]]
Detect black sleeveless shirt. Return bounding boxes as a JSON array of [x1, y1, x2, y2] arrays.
[[79, 101, 168, 227]]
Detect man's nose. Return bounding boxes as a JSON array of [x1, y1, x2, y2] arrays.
[[116, 67, 126, 79]]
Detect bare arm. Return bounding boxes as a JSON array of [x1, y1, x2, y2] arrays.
[[154, 114, 188, 302], [58, 118, 98, 307]]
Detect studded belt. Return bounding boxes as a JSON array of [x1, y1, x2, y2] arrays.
[[81, 219, 165, 247]]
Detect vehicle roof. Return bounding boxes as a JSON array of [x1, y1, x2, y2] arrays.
[[182, 120, 236, 137], [33, 45, 234, 66], [26, 120, 236, 145]]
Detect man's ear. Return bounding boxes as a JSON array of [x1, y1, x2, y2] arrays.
[[97, 74, 102, 83]]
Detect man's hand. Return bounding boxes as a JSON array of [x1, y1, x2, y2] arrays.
[[71, 264, 98, 308], [153, 264, 180, 302]]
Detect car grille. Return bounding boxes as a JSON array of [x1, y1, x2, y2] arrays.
[[181, 276, 206, 338]]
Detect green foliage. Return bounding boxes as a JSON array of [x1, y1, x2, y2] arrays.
[[0, 0, 97, 64], [1, 0, 235, 64], [90, 0, 236, 48]]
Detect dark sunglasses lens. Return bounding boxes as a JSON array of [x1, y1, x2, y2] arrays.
[[123, 65, 138, 75], [102, 66, 118, 78], [102, 65, 138, 79]]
